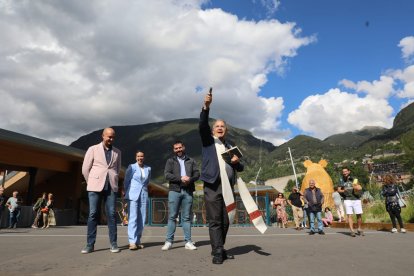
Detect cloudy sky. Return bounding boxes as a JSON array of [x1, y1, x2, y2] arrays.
[[1, 0, 413, 146]]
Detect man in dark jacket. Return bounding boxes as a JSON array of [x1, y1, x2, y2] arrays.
[[199, 89, 244, 264], [287, 187, 304, 230], [304, 179, 325, 235], [161, 141, 200, 251]]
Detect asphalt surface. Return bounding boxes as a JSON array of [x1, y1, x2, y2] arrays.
[[0, 225, 413, 276]]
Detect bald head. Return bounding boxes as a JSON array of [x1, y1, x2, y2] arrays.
[[102, 128, 115, 148], [309, 179, 316, 189]]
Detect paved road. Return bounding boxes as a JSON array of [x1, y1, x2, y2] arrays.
[[0, 225, 412, 276]]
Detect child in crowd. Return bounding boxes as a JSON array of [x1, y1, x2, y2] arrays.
[[322, 207, 333, 227]]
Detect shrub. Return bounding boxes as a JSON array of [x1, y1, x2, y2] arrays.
[[401, 194, 414, 223], [363, 195, 414, 224], [363, 200, 389, 223]]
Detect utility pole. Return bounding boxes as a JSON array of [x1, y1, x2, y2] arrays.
[[288, 147, 299, 189], [255, 139, 262, 204], [254, 167, 262, 204]]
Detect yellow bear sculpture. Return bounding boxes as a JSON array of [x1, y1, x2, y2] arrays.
[[300, 159, 334, 209]]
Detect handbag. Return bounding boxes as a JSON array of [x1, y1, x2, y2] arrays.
[[396, 193, 406, 208]]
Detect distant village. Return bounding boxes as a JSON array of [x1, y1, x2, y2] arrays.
[[335, 140, 411, 186]]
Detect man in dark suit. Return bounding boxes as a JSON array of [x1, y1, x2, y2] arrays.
[[199, 89, 244, 264]]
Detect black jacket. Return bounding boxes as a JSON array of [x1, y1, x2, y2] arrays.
[[382, 184, 399, 204], [164, 155, 200, 193], [304, 188, 324, 212], [199, 108, 243, 185]]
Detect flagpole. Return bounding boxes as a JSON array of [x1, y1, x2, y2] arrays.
[[255, 139, 262, 204], [254, 167, 262, 204], [288, 147, 299, 189]]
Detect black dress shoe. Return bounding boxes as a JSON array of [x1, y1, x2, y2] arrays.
[[212, 254, 223, 264]]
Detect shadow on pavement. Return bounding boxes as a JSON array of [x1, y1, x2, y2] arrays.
[[227, 244, 271, 257], [193, 239, 211, 248]]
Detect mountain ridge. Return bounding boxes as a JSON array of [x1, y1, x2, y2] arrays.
[[70, 102, 414, 183]]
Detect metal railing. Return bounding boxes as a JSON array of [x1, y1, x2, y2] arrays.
[[128, 194, 272, 227]]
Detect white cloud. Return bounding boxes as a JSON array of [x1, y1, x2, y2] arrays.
[[287, 88, 394, 139], [398, 36, 414, 63], [391, 65, 414, 99], [289, 37, 414, 139], [255, 0, 281, 16], [339, 76, 395, 99], [0, 0, 313, 145]]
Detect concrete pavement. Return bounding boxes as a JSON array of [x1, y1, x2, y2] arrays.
[[0, 225, 413, 276]]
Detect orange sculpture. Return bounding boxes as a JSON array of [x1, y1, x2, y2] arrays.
[[300, 159, 334, 208]]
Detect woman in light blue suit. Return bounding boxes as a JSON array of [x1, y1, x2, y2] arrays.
[[123, 150, 151, 250]]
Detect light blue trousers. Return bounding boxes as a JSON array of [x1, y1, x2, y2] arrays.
[[127, 191, 148, 244]]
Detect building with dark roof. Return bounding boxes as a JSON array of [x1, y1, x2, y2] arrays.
[[0, 128, 168, 226]]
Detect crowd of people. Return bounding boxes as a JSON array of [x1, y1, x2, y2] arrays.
[[31, 192, 56, 229], [272, 168, 408, 236], [0, 89, 409, 266], [0, 187, 56, 229]]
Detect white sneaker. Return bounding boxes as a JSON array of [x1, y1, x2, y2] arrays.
[[161, 241, 172, 251], [400, 228, 407, 233], [391, 228, 398, 233], [185, 241, 197, 250]]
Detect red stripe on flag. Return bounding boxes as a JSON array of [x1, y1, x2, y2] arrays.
[[226, 202, 236, 213], [249, 210, 262, 221]]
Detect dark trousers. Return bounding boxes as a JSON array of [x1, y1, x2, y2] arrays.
[[389, 211, 404, 228], [204, 179, 230, 256]]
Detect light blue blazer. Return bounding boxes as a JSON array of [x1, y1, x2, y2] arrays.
[[123, 163, 151, 201]]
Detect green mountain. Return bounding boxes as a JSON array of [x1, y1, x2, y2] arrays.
[[324, 126, 387, 147], [378, 101, 414, 140], [71, 101, 414, 183], [392, 102, 414, 131], [269, 102, 414, 164], [70, 118, 275, 183], [267, 126, 387, 166]]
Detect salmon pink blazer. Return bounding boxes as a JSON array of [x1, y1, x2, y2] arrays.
[[82, 142, 122, 192]]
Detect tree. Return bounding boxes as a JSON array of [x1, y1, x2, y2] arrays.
[[284, 175, 304, 193]]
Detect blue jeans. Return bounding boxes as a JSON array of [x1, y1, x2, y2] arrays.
[[9, 209, 20, 228], [302, 208, 311, 227], [166, 189, 193, 243], [87, 189, 117, 246], [302, 208, 307, 227], [309, 211, 323, 232]]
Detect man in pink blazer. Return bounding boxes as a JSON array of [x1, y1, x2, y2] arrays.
[[81, 127, 122, 254]]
